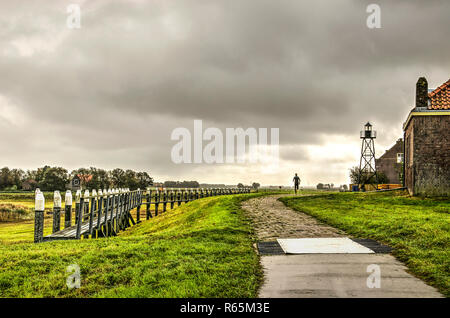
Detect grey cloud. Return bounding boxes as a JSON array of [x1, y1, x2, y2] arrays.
[[0, 0, 448, 185]]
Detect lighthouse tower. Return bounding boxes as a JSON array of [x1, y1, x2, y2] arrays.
[[357, 122, 379, 190]]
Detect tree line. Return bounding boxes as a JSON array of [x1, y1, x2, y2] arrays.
[[162, 181, 260, 189], [0, 166, 153, 191], [163, 181, 200, 188]]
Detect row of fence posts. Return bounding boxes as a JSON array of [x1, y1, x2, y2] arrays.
[[34, 187, 251, 243]]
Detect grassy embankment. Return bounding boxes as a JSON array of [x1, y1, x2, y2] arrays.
[[280, 191, 450, 296], [0, 192, 272, 298]]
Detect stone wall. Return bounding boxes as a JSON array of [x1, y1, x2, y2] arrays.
[[405, 115, 450, 196]]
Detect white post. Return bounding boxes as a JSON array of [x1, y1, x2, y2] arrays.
[[34, 192, 45, 243]]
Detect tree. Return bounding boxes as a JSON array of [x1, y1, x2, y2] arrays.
[[237, 183, 244, 188], [180, 181, 199, 188], [0, 165, 154, 191], [137, 172, 153, 189], [316, 183, 324, 190], [252, 182, 260, 190], [0, 167, 13, 190], [96, 168, 111, 189], [9, 169, 24, 189], [124, 170, 139, 190], [110, 168, 126, 188], [349, 166, 389, 185], [164, 180, 199, 188], [35, 166, 51, 185], [39, 167, 69, 191], [164, 181, 178, 188], [377, 171, 389, 184]]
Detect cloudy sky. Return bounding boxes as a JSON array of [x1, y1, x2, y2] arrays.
[[0, 0, 449, 186]]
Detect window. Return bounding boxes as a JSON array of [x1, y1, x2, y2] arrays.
[[397, 153, 404, 163]]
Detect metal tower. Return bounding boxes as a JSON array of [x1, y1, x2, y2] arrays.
[[357, 122, 378, 190]]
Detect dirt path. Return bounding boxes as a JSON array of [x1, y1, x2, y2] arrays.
[[241, 194, 345, 241]]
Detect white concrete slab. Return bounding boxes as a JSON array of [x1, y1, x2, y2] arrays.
[[277, 237, 375, 254], [259, 254, 443, 298]]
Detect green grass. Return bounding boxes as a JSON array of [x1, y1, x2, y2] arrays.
[[0, 193, 266, 298], [280, 191, 450, 296]]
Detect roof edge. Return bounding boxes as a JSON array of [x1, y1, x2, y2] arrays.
[[403, 110, 450, 130]]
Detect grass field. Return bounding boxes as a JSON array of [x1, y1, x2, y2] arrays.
[[2, 188, 446, 298], [0, 192, 267, 297], [280, 191, 450, 296]]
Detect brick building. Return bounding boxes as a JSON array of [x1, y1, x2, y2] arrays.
[[403, 77, 450, 196], [375, 138, 403, 184]]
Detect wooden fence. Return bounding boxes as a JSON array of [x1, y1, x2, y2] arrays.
[[34, 187, 251, 243]]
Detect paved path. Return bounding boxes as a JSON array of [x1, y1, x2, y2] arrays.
[[242, 195, 443, 298]]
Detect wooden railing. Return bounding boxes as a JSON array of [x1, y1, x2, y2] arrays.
[[34, 187, 251, 243]]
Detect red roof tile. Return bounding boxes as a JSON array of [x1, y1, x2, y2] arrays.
[[428, 79, 450, 110]]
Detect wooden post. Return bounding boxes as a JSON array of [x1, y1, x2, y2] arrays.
[[155, 190, 159, 216], [83, 190, 90, 239], [138, 190, 143, 221], [163, 190, 167, 212], [104, 190, 111, 237], [88, 191, 96, 236], [119, 192, 124, 230], [136, 190, 141, 223], [76, 197, 84, 239], [170, 190, 175, 209], [146, 188, 152, 219], [115, 190, 120, 233], [34, 191, 45, 243], [118, 191, 123, 230], [52, 191, 62, 234], [126, 191, 134, 227], [95, 190, 104, 237], [64, 190, 72, 228], [177, 189, 182, 206], [75, 189, 81, 224], [108, 190, 115, 236]]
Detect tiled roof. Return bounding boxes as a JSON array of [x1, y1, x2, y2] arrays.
[[428, 79, 450, 110]]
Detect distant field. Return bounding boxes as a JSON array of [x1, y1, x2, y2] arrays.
[[0, 192, 269, 297], [280, 191, 450, 297]]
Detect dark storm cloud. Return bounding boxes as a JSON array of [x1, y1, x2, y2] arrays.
[[0, 0, 448, 184]]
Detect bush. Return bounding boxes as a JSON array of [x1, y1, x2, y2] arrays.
[[0, 204, 33, 222]]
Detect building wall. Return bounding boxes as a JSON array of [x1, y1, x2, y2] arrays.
[[375, 139, 403, 184], [405, 115, 450, 196], [404, 119, 414, 193]]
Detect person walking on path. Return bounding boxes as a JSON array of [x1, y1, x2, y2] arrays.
[[293, 173, 301, 194]]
